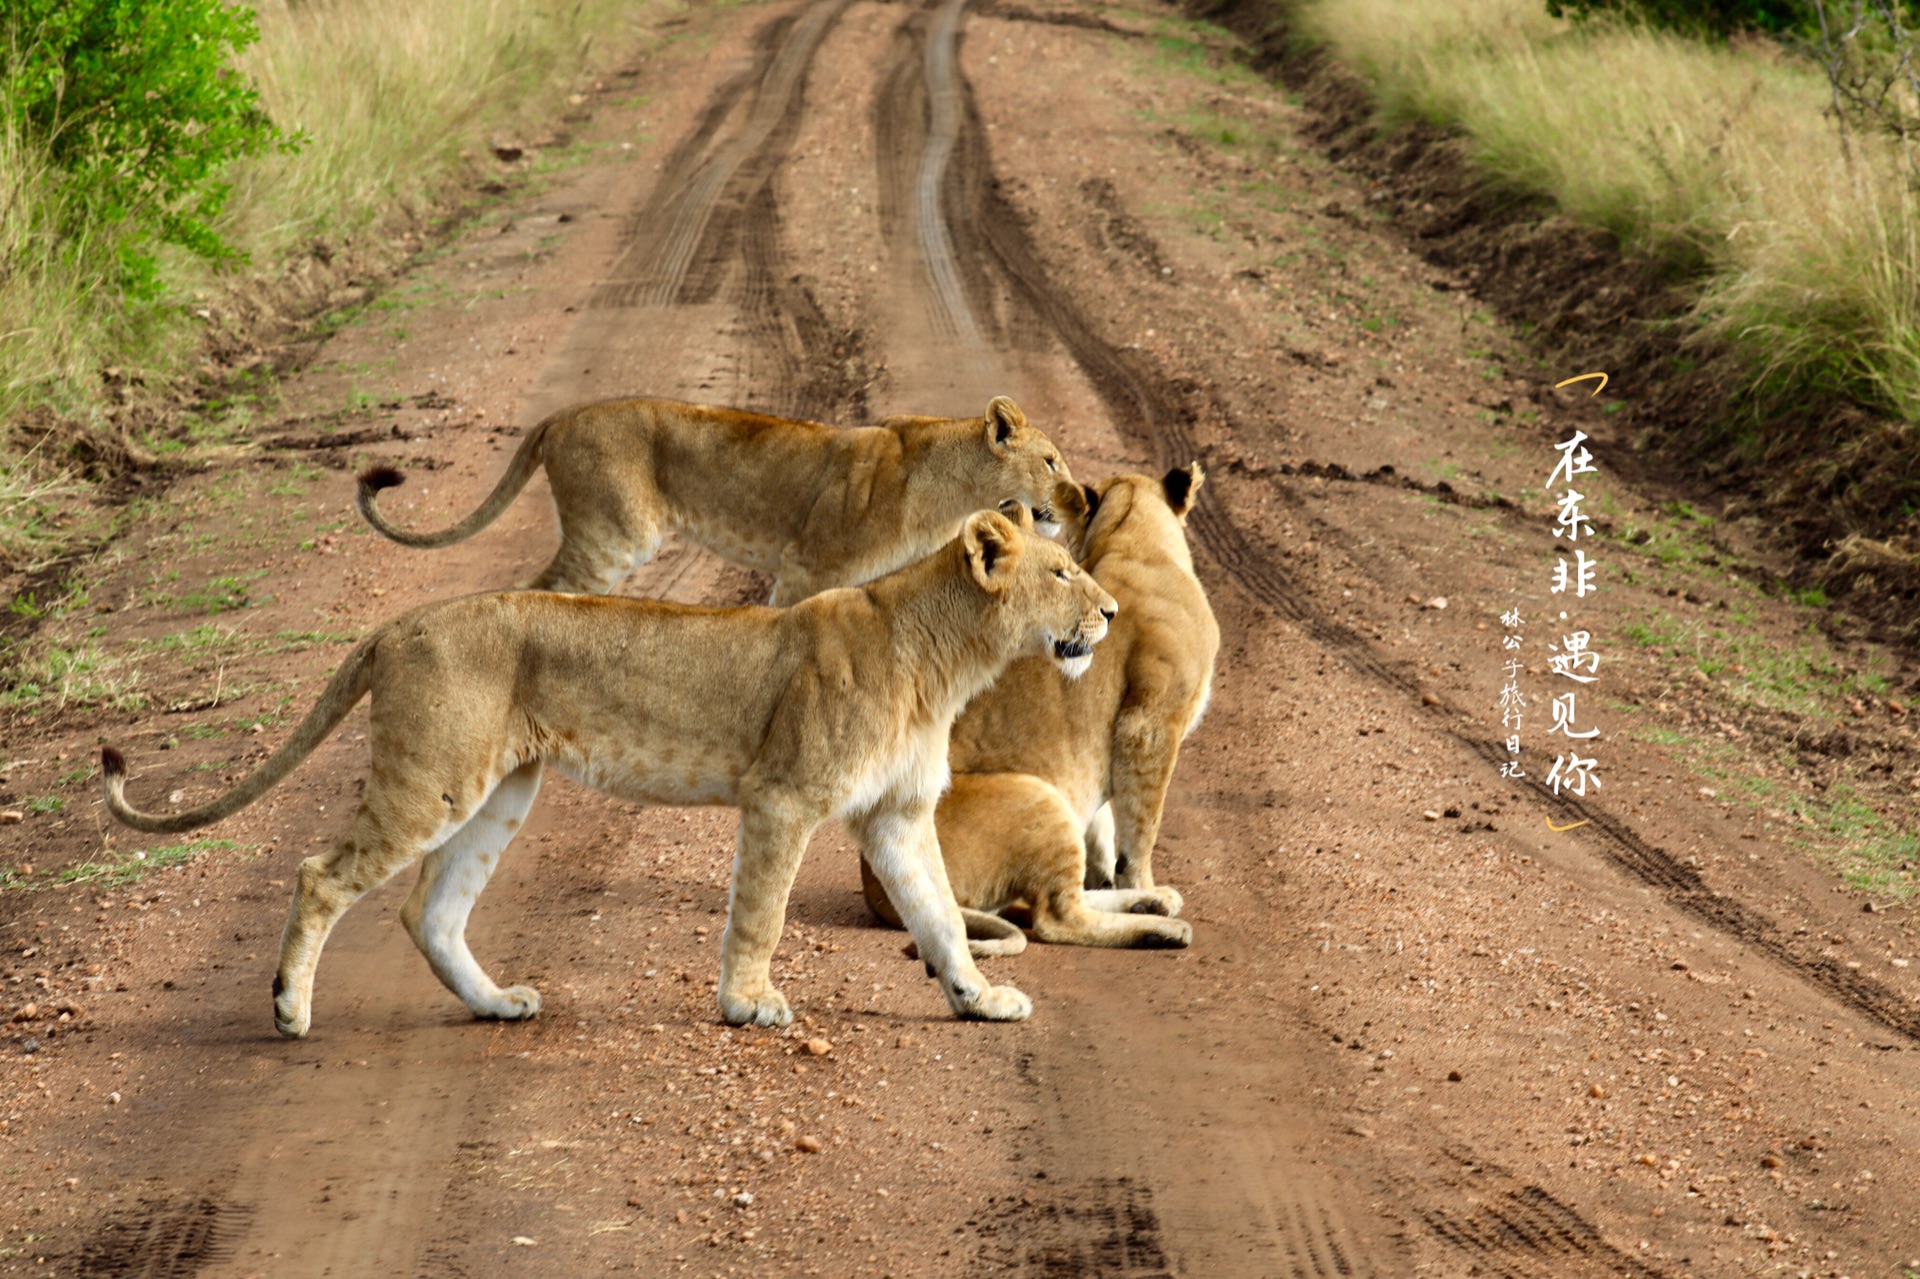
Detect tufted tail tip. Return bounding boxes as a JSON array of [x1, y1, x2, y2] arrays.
[[358, 465, 406, 493]]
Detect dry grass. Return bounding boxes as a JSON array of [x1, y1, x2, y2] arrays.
[[0, 0, 688, 569], [1297, 0, 1920, 421], [225, 0, 673, 262]]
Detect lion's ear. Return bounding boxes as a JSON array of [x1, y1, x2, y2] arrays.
[[1051, 480, 1089, 528], [995, 498, 1036, 532], [962, 508, 1023, 591], [984, 396, 1026, 453], [1162, 462, 1203, 520]]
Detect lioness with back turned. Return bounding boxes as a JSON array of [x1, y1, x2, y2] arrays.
[[358, 394, 1069, 603], [101, 508, 1115, 1037], [863, 465, 1217, 951]]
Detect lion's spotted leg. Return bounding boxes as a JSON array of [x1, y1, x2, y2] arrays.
[[400, 762, 544, 1021], [1082, 803, 1116, 890], [1109, 708, 1182, 891], [532, 503, 663, 596], [275, 804, 447, 1039], [718, 796, 821, 1028], [855, 803, 1031, 1022]]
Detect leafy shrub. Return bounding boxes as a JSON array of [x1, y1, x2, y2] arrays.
[[1544, 0, 1814, 37], [2, 0, 292, 294]]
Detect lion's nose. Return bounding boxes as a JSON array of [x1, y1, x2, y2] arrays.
[[1099, 605, 1117, 623]]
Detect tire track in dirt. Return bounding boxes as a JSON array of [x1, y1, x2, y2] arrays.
[[914, 0, 985, 345], [576, 0, 869, 425], [78, 1197, 250, 1278], [1407, 1148, 1670, 1279], [589, 0, 853, 310]]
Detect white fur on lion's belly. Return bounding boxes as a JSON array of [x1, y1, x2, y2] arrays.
[[840, 727, 950, 816], [1053, 652, 1093, 680], [552, 751, 738, 808]]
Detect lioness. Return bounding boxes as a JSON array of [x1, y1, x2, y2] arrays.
[[101, 509, 1116, 1037], [862, 466, 1217, 950], [357, 394, 1069, 603]]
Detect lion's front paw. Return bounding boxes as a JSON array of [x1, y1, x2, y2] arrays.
[[476, 985, 542, 1021], [272, 975, 309, 1039], [954, 983, 1033, 1022], [719, 987, 793, 1028], [1138, 918, 1193, 949], [1129, 886, 1184, 917]]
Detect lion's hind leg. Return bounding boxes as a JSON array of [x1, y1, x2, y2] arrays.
[[949, 777, 1188, 950], [1034, 883, 1192, 949], [274, 784, 480, 1039], [399, 761, 545, 1021], [530, 445, 664, 595]]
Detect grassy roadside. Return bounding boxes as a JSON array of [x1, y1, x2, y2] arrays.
[[1230, 0, 1920, 560], [0, 0, 695, 578], [1287, 0, 1919, 416]]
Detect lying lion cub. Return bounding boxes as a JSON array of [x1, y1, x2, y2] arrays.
[[357, 393, 1069, 603], [101, 508, 1115, 1037], [862, 466, 1217, 951]]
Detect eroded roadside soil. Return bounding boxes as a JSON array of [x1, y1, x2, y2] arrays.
[[3, 3, 1919, 1277]]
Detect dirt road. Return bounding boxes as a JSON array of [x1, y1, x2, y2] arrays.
[[4, 3, 1919, 1276]]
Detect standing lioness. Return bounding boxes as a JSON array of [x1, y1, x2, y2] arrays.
[[358, 394, 1070, 603], [101, 508, 1116, 1037]]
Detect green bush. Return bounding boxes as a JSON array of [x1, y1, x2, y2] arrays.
[[1544, 0, 1813, 37], [3, 0, 292, 295]]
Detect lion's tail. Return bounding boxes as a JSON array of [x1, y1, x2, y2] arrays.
[[356, 416, 553, 548], [958, 907, 1029, 957], [101, 629, 382, 834]]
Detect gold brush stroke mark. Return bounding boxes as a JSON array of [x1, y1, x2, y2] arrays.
[[1555, 372, 1609, 397], [1546, 816, 1592, 832]]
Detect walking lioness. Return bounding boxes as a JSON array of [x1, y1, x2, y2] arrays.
[[357, 394, 1070, 603], [863, 466, 1217, 950], [101, 508, 1115, 1037]]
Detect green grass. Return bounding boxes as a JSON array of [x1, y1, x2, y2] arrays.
[[1799, 788, 1919, 899], [0, 840, 242, 892], [143, 572, 264, 615], [0, 641, 144, 714], [1619, 601, 1882, 718], [130, 623, 246, 654]]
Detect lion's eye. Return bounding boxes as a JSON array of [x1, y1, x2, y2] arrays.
[[1053, 568, 1071, 581], [1045, 457, 1058, 472]]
